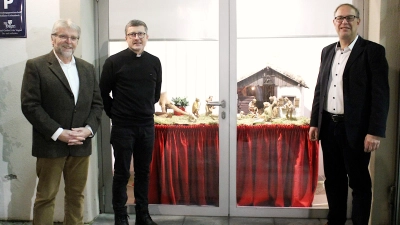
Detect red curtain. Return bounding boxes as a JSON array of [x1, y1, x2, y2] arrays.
[[149, 125, 219, 205], [148, 124, 319, 207], [236, 124, 319, 207]]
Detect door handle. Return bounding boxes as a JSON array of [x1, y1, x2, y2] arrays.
[[206, 100, 226, 108]]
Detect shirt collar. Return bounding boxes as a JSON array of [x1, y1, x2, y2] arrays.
[[335, 35, 359, 51]]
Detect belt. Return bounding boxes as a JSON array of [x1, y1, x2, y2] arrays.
[[324, 111, 345, 122]]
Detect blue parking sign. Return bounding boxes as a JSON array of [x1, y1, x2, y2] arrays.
[[0, 0, 26, 38]]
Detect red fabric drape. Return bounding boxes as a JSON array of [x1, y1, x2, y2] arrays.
[[148, 124, 319, 207], [149, 125, 219, 205], [236, 124, 319, 207]]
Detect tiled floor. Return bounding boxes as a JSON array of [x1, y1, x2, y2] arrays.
[[0, 177, 333, 224], [0, 214, 354, 225]]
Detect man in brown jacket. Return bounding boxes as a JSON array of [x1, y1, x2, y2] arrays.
[[21, 19, 103, 224]]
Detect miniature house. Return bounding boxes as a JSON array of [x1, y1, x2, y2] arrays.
[[237, 65, 308, 117]]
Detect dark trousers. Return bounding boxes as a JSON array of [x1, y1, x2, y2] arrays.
[[320, 111, 372, 225], [110, 125, 155, 215]]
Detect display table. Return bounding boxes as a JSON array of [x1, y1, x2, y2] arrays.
[[148, 124, 319, 207]]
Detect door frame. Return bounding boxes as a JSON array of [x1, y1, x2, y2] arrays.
[[95, 0, 231, 216], [394, 72, 400, 225]]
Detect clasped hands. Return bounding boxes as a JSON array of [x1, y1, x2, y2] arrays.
[[58, 127, 91, 145]]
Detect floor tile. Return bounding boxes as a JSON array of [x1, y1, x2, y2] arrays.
[[183, 216, 228, 225], [229, 217, 274, 225], [0, 214, 354, 225], [274, 218, 322, 225], [0, 223, 32, 225], [152, 215, 185, 225]]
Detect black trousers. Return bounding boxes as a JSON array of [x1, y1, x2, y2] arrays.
[[110, 125, 155, 216], [320, 111, 372, 225]]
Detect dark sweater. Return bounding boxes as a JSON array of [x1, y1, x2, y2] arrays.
[[99, 48, 162, 126]]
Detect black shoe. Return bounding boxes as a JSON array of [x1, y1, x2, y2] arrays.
[[135, 209, 157, 225], [115, 214, 130, 225]]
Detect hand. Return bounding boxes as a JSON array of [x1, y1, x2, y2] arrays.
[[309, 127, 318, 141], [364, 134, 381, 152], [58, 129, 86, 145], [70, 127, 91, 138]]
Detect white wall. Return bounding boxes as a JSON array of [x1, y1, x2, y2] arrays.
[[0, 0, 99, 222]]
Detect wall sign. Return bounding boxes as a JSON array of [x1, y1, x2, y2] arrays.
[[0, 0, 26, 38]]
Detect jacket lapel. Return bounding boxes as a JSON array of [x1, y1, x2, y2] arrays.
[[76, 59, 88, 105], [323, 45, 337, 87], [47, 51, 73, 94], [344, 36, 365, 76]]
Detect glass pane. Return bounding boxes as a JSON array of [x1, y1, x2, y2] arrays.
[[145, 41, 220, 206], [235, 0, 350, 208], [109, 0, 218, 40]]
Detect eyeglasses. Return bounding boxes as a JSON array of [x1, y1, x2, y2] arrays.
[[127, 32, 146, 39], [334, 15, 358, 23], [52, 34, 79, 42]]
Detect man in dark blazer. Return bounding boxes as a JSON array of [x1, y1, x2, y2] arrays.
[[309, 4, 389, 225], [21, 19, 103, 224]]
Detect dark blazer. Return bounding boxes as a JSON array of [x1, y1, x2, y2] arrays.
[[310, 36, 389, 149], [21, 51, 103, 158]]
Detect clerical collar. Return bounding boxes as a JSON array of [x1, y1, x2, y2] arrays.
[[128, 48, 143, 57]]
